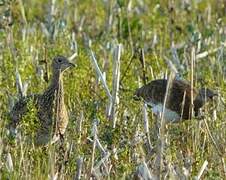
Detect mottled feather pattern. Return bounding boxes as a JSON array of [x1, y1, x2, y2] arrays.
[[8, 56, 74, 146], [9, 94, 40, 129]]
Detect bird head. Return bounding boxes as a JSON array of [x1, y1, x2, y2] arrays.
[[198, 88, 217, 103], [52, 55, 75, 72]]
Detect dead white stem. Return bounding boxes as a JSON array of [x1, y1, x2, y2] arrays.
[[6, 153, 14, 172], [91, 121, 98, 175], [48, 147, 57, 180], [74, 156, 83, 180], [170, 46, 181, 71], [195, 160, 208, 180], [143, 103, 149, 134], [15, 68, 23, 97], [6, 28, 17, 59], [191, 46, 198, 155], [203, 118, 222, 156], [96, 138, 106, 155], [78, 111, 84, 133], [156, 72, 175, 179], [190, 46, 195, 118], [197, 33, 202, 53], [71, 32, 78, 53], [0, 137, 2, 155], [18, 0, 27, 25], [68, 52, 78, 61], [87, 137, 106, 155], [89, 50, 112, 101], [196, 43, 225, 60], [222, 158, 226, 177], [111, 44, 122, 128], [51, 0, 56, 18], [180, 91, 187, 121], [103, 0, 113, 33], [143, 102, 153, 154], [15, 69, 28, 97], [217, 44, 224, 62], [93, 152, 111, 176], [207, 4, 211, 24], [40, 23, 50, 38], [151, 31, 158, 49], [77, 111, 83, 145], [135, 161, 155, 180], [164, 56, 178, 74], [51, 172, 58, 180]]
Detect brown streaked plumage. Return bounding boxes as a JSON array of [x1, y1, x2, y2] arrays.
[[134, 79, 217, 122], [8, 55, 75, 146]]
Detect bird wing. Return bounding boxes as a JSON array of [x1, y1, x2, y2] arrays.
[[134, 79, 167, 105], [168, 79, 198, 119], [8, 94, 40, 131], [134, 79, 199, 120]]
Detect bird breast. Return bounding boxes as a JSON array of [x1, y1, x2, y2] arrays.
[[54, 81, 69, 135], [148, 102, 181, 122], [56, 101, 68, 135]]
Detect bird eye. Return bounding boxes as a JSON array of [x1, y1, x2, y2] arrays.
[[58, 59, 62, 63]]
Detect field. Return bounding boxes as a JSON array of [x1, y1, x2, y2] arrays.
[[0, 0, 225, 179]]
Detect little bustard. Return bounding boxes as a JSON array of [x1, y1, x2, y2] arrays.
[[134, 78, 217, 122], [8, 55, 75, 146]]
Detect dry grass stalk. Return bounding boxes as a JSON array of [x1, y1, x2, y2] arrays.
[[110, 44, 122, 128], [89, 50, 112, 101], [191, 45, 198, 158], [196, 43, 225, 60], [18, 0, 27, 25], [74, 156, 83, 180], [87, 136, 107, 156], [134, 161, 155, 180], [68, 52, 78, 61], [6, 152, 14, 172], [156, 72, 175, 179], [195, 160, 208, 180], [138, 49, 153, 154], [170, 46, 181, 72], [90, 121, 97, 176], [77, 111, 84, 135], [203, 117, 222, 156], [190, 46, 195, 119], [96, 138, 107, 155], [222, 158, 226, 177], [143, 102, 153, 155], [16, 68, 28, 97], [164, 56, 178, 74], [93, 152, 111, 178], [15, 68, 24, 98]]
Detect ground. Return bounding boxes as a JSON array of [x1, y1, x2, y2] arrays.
[[0, 0, 225, 179]]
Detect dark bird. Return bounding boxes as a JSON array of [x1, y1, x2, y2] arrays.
[[134, 79, 217, 122], [8, 55, 75, 146]]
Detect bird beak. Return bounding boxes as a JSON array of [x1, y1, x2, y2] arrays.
[[61, 61, 76, 72], [210, 90, 218, 98], [211, 92, 218, 99], [133, 89, 142, 101], [68, 62, 76, 68]]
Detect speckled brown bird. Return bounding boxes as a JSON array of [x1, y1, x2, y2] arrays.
[[134, 79, 217, 122], [8, 55, 75, 146]]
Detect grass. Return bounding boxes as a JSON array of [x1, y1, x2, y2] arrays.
[[0, 0, 225, 179]]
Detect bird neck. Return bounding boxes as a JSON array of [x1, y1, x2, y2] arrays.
[[49, 70, 64, 89], [194, 94, 206, 110], [45, 70, 64, 97]]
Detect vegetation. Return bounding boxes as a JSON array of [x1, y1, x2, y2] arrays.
[[0, 0, 225, 179]]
